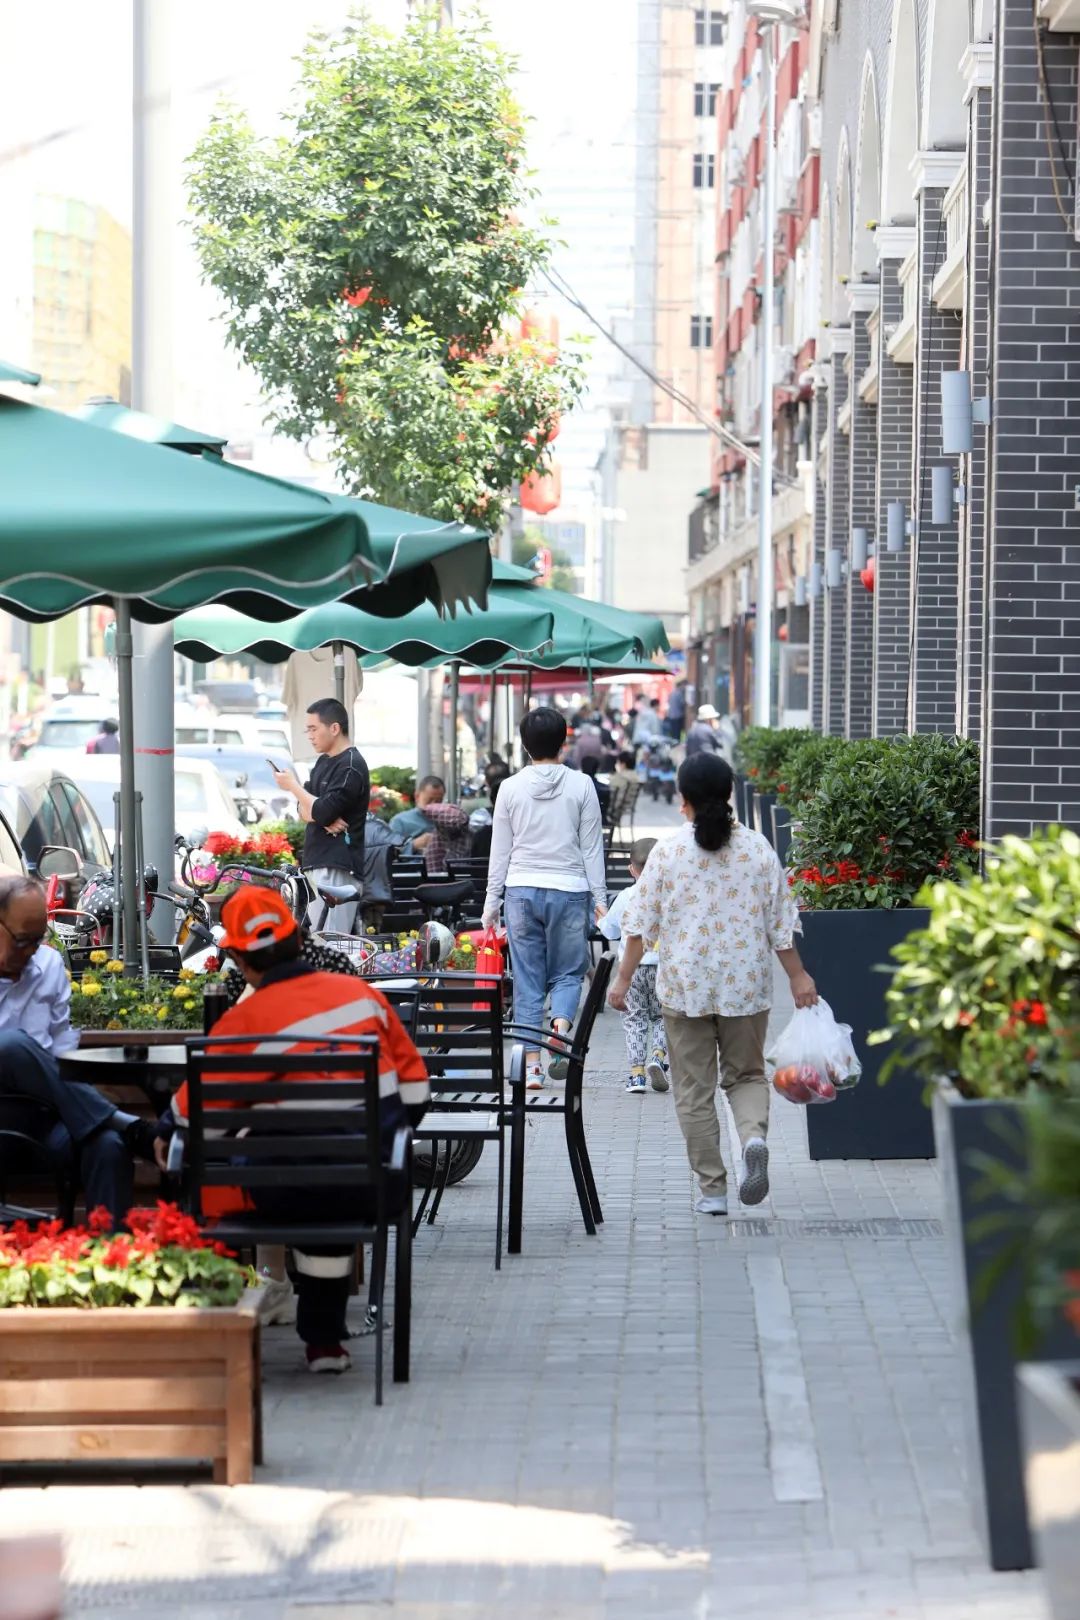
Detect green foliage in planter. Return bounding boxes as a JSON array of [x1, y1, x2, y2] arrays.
[[0, 1205, 248, 1309], [369, 784, 408, 821], [871, 826, 1080, 1096], [788, 733, 980, 910], [775, 734, 850, 809], [370, 766, 416, 800], [734, 727, 813, 793], [69, 966, 210, 1032], [254, 818, 305, 864]]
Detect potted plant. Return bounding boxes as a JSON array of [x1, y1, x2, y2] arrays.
[[789, 732, 980, 1161], [0, 1203, 260, 1482], [1011, 1071, 1080, 1614], [733, 726, 809, 845], [68, 959, 212, 1045], [872, 826, 1080, 1571]]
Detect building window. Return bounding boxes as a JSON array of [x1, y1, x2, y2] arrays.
[[690, 316, 714, 349], [694, 8, 725, 46], [692, 153, 716, 189], [694, 82, 721, 118]]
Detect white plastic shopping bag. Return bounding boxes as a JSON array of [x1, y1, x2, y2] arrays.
[[765, 997, 861, 1105]]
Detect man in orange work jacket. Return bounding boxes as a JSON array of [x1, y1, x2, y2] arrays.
[[163, 887, 429, 1375]]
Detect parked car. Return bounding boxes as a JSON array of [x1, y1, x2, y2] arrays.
[[26, 696, 119, 755], [0, 761, 112, 876], [192, 678, 263, 714], [61, 753, 247, 849], [174, 710, 293, 760], [176, 743, 296, 822]]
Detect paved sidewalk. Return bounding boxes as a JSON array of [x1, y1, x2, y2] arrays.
[[1, 806, 1047, 1617]]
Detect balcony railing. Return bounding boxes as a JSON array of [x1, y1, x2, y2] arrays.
[[932, 161, 968, 312], [886, 248, 918, 365]]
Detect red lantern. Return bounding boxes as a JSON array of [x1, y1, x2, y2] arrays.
[[778, 622, 789, 642], [859, 557, 876, 593], [520, 465, 562, 516]]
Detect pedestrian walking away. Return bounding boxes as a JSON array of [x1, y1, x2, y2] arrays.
[[608, 754, 817, 1215], [483, 706, 607, 1089], [597, 836, 668, 1095], [272, 698, 370, 934]]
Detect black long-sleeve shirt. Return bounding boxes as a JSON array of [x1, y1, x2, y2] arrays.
[[303, 745, 370, 876]]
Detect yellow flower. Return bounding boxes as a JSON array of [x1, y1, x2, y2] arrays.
[[70, 981, 81, 995], [157, 1007, 169, 1022], [365, 927, 375, 935], [80, 982, 102, 997], [89, 949, 108, 965], [178, 966, 197, 981], [106, 1018, 122, 1031], [171, 985, 190, 999], [183, 999, 196, 1011], [459, 943, 474, 955], [105, 960, 124, 974]]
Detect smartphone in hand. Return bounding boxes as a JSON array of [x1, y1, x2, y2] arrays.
[[266, 758, 284, 773]]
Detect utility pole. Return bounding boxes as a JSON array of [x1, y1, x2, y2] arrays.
[[753, 17, 777, 728], [131, 0, 177, 926]]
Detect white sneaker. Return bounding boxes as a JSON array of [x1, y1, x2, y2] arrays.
[[646, 1054, 670, 1092], [525, 1066, 545, 1091], [257, 1276, 297, 1325], [739, 1137, 770, 1206], [695, 1194, 728, 1216]]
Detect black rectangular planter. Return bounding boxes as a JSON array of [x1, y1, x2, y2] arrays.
[[935, 1090, 1080, 1572], [770, 802, 792, 868], [797, 907, 934, 1160], [752, 790, 776, 846], [1017, 1361, 1080, 1612]]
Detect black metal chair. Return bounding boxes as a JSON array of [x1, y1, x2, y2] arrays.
[[183, 1034, 412, 1406], [503, 953, 613, 1248], [382, 976, 506, 1267], [0, 1098, 77, 1225]]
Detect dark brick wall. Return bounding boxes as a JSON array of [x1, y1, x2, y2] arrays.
[[845, 305, 876, 738], [825, 341, 851, 735], [810, 381, 828, 732], [961, 87, 994, 742], [909, 187, 963, 733], [984, 0, 1080, 836], [873, 254, 915, 736]]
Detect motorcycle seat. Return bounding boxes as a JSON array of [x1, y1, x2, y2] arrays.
[[317, 881, 363, 906]]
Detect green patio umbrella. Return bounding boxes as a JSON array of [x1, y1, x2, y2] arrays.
[[489, 559, 670, 664], [77, 398, 492, 620], [0, 360, 42, 386], [172, 592, 555, 671]]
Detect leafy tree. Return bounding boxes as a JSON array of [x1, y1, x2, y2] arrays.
[[187, 7, 582, 528]]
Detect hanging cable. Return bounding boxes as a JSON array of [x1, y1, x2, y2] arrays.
[[540, 264, 802, 489], [1033, 8, 1075, 234]]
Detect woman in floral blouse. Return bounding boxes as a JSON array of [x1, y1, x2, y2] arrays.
[[610, 752, 817, 1216]]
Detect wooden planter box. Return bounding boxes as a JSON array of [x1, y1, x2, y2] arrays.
[[0, 1291, 261, 1484], [936, 1089, 1080, 1570], [1018, 1361, 1080, 1617], [797, 907, 935, 1160]]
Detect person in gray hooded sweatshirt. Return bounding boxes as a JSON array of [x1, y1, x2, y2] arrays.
[[483, 707, 607, 1089]]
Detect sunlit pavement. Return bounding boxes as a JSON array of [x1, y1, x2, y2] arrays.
[[2, 800, 1045, 1617]]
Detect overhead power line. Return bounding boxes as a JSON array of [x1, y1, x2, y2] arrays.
[[540, 263, 802, 489]]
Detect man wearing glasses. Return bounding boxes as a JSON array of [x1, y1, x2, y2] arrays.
[[0, 875, 152, 1226]]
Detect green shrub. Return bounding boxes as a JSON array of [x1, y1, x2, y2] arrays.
[[734, 726, 814, 794], [788, 733, 980, 910], [871, 826, 1080, 1096], [370, 765, 416, 800], [775, 733, 850, 809]]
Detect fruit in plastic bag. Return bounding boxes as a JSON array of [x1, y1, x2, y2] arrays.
[[766, 999, 860, 1107]]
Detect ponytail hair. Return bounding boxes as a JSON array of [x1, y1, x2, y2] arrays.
[[677, 753, 735, 853]]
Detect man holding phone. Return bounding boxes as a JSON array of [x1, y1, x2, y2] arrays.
[[270, 698, 370, 934]]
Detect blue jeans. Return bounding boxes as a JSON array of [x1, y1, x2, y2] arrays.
[[505, 887, 591, 1037]]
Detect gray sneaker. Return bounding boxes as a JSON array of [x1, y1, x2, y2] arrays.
[[695, 1194, 728, 1216], [739, 1137, 770, 1206], [646, 1053, 670, 1091]]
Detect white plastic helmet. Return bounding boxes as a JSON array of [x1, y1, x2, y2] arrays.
[[419, 919, 456, 967]]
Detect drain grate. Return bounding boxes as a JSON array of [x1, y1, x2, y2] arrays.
[[726, 1216, 943, 1240]]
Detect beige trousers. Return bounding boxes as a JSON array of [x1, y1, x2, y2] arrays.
[[662, 1008, 770, 1197]]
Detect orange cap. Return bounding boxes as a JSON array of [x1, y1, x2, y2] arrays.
[[218, 886, 298, 953]]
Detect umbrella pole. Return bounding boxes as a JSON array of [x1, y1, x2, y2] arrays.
[[524, 666, 533, 712], [488, 671, 497, 760], [332, 640, 346, 708], [114, 600, 142, 975], [447, 661, 460, 801]]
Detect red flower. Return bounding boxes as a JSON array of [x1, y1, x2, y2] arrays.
[[957, 829, 977, 849], [956, 1010, 975, 1028], [87, 1206, 112, 1236], [1027, 1001, 1048, 1027], [937, 857, 952, 871], [1011, 1000, 1031, 1016], [203, 831, 243, 858]]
